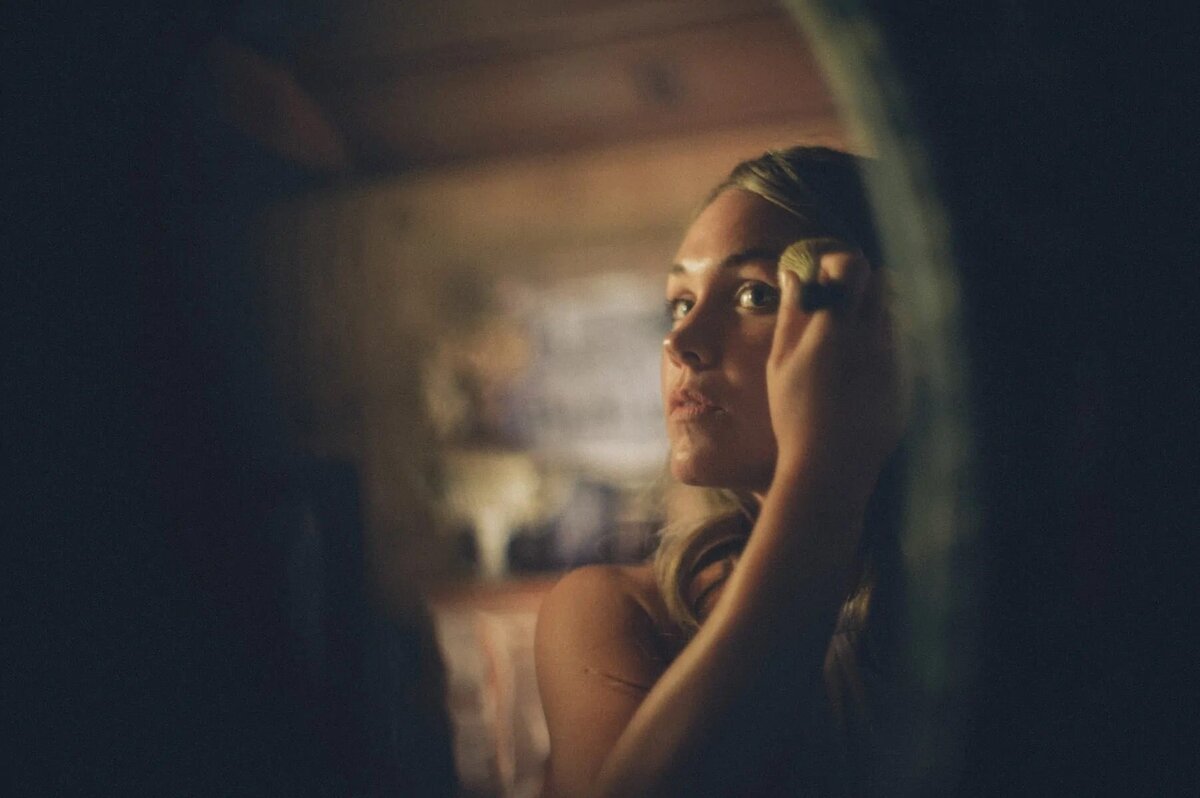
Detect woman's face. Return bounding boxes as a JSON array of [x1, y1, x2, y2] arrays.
[[662, 188, 816, 492]]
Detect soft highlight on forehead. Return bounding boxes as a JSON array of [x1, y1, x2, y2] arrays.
[[670, 246, 784, 275], [670, 190, 820, 279], [671, 258, 710, 275]]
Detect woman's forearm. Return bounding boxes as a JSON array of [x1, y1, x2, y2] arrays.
[[590, 463, 869, 796]]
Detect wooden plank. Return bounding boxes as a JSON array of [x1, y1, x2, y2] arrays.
[[304, 13, 834, 168], [308, 0, 783, 64], [343, 119, 852, 266]]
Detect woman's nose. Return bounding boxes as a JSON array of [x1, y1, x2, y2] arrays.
[[663, 309, 719, 369]]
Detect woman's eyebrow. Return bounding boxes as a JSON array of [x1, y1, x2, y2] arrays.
[[670, 247, 782, 274]]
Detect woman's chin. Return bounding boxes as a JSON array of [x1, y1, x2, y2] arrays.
[[669, 452, 715, 487], [669, 454, 757, 490], [667, 424, 778, 490], [669, 447, 775, 492]]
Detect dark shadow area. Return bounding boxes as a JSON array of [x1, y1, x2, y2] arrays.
[[838, 2, 1197, 794], [8, 2, 454, 794]]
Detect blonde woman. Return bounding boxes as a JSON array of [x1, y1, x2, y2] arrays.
[[534, 148, 907, 797]]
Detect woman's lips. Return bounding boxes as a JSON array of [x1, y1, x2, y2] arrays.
[[668, 387, 726, 420]]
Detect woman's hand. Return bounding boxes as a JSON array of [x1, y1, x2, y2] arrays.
[[767, 249, 907, 499]]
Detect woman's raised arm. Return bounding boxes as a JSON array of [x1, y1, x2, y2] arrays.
[[537, 252, 904, 796]]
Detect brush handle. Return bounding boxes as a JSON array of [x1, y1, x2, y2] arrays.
[[799, 281, 849, 312]]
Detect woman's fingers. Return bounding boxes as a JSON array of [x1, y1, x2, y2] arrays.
[[769, 246, 906, 477], [775, 248, 882, 361], [779, 239, 866, 315], [774, 250, 864, 349]]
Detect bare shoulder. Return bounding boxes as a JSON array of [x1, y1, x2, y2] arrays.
[[535, 562, 676, 681], [539, 561, 663, 620], [535, 563, 677, 795]]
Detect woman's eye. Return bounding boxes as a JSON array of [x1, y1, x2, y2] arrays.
[[735, 282, 780, 311], [665, 298, 694, 322]]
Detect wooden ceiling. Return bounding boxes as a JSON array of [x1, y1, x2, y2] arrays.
[[229, 0, 841, 173]]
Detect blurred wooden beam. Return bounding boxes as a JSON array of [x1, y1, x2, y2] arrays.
[[339, 119, 852, 273], [299, 10, 833, 170], [309, 0, 784, 65]]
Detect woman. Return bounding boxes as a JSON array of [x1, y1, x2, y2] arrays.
[[535, 147, 907, 797]]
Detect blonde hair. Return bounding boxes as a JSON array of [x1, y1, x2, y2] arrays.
[[653, 488, 754, 636], [652, 146, 898, 754]]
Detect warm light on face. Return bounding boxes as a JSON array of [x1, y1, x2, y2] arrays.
[[661, 189, 819, 493], [671, 258, 712, 275]]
